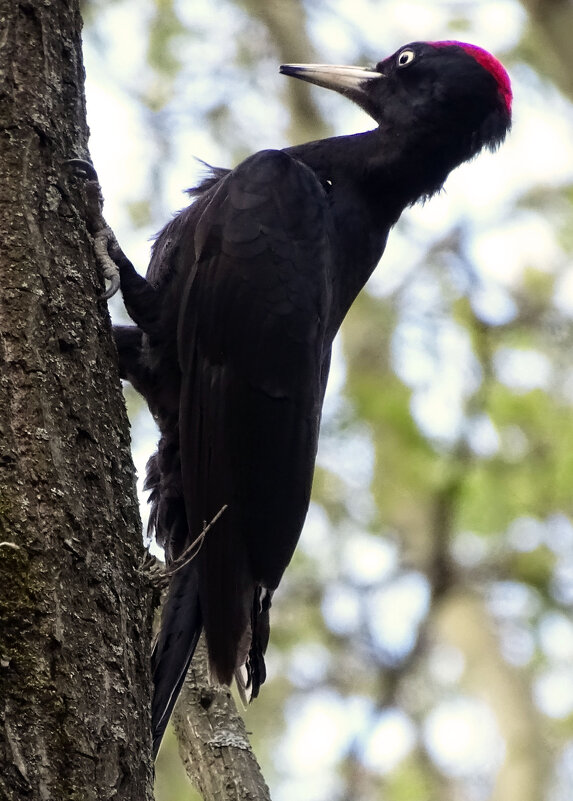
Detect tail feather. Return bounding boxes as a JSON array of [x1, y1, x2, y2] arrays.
[[151, 563, 202, 757]]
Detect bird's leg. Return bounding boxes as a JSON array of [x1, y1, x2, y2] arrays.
[[65, 159, 124, 299], [139, 549, 169, 589], [66, 158, 161, 335]]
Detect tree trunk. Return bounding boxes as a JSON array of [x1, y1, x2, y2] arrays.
[[0, 1, 154, 798]]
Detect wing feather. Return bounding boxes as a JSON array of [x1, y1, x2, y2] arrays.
[[175, 150, 334, 682]]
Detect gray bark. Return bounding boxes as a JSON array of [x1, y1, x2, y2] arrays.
[[173, 637, 272, 801], [0, 1, 154, 798]]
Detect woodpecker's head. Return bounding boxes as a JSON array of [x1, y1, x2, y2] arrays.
[[281, 41, 512, 157]]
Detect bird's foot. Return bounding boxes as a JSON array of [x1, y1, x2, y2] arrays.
[[65, 158, 121, 299], [139, 549, 169, 590]]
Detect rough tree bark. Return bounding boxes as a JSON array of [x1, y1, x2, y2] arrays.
[[172, 637, 272, 801], [0, 1, 154, 798]]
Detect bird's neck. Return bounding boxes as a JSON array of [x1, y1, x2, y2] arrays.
[[285, 128, 461, 330], [287, 127, 462, 215]]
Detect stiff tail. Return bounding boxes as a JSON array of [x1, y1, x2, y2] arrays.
[[234, 586, 272, 704], [151, 562, 202, 757]]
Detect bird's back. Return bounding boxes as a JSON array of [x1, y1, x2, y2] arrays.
[[149, 150, 340, 746]]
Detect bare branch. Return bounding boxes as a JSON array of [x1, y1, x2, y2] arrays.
[[172, 637, 272, 801]]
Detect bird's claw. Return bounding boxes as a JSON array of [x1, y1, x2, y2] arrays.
[[64, 158, 100, 183], [102, 271, 121, 300], [139, 550, 169, 589], [65, 157, 121, 300], [93, 224, 122, 300]]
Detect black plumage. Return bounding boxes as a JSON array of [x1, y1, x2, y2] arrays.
[[113, 40, 512, 755]]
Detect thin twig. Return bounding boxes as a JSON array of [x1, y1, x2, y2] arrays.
[[166, 505, 228, 577], [140, 505, 229, 588]]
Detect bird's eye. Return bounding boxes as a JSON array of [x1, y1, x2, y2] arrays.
[[397, 49, 415, 68]]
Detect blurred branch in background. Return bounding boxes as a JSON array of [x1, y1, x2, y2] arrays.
[[235, 0, 329, 141], [435, 591, 545, 801], [520, 0, 573, 98]]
